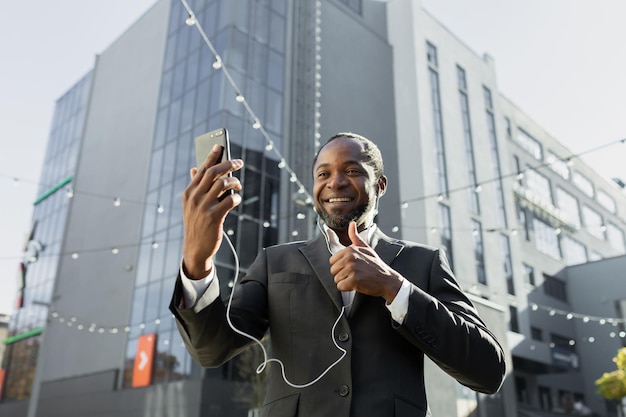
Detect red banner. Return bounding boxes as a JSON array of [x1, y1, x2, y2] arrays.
[[132, 334, 156, 388], [0, 369, 6, 400]]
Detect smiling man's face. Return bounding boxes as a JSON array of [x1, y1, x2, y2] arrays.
[[312, 136, 383, 234]]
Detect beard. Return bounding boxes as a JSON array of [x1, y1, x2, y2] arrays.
[[317, 200, 375, 231]]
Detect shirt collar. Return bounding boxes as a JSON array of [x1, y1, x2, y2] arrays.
[[322, 223, 377, 250]]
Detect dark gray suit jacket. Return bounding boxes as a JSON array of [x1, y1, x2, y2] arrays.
[[170, 229, 506, 417]]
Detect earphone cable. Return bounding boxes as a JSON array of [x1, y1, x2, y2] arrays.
[[222, 229, 348, 389]]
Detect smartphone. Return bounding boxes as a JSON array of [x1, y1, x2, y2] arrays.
[[194, 128, 234, 199], [194, 127, 232, 168]]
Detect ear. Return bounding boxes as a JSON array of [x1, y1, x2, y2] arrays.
[[376, 176, 388, 197]]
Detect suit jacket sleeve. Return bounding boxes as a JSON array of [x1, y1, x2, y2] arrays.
[[394, 246, 506, 394], [169, 250, 270, 368]]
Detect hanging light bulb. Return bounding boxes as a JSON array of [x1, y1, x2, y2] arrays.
[[278, 159, 286, 169], [235, 93, 245, 102], [252, 119, 261, 129], [113, 197, 121, 207], [289, 174, 297, 183], [151, 241, 159, 249], [157, 204, 164, 214], [66, 188, 74, 198], [265, 142, 273, 151], [212, 56, 222, 69], [185, 14, 196, 26]]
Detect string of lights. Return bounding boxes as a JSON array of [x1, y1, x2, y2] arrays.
[[41, 301, 625, 346], [2, 135, 625, 246], [1, 135, 625, 265]]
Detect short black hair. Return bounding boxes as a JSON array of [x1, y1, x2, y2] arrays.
[[312, 132, 384, 178]]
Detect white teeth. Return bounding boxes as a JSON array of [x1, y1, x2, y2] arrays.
[[328, 198, 351, 203]]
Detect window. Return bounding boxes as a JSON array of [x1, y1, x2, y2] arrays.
[[582, 205, 605, 240], [522, 263, 535, 286], [606, 223, 626, 253], [561, 235, 587, 266], [597, 189, 617, 213], [427, 42, 438, 66], [516, 377, 529, 404], [513, 155, 523, 186], [457, 65, 480, 214], [531, 326, 543, 341], [502, 234, 514, 295], [439, 204, 454, 270], [484, 86, 507, 227], [504, 116, 512, 139], [472, 220, 487, 285], [533, 218, 561, 259], [517, 203, 531, 241], [509, 305, 520, 333], [546, 151, 570, 180], [572, 172, 594, 198], [427, 42, 449, 198], [551, 332, 575, 352], [555, 187, 581, 228], [525, 168, 553, 206], [517, 128, 542, 160], [544, 274, 567, 302]]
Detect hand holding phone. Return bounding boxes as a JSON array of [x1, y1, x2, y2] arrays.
[[194, 128, 235, 200]]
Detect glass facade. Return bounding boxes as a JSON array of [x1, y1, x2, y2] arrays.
[[2, 73, 92, 400], [122, 0, 286, 390]]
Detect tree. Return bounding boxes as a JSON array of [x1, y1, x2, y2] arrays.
[[596, 347, 626, 400]]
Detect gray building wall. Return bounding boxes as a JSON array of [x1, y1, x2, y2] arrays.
[[388, 1, 514, 415], [319, 0, 401, 235], [563, 255, 626, 415], [39, 0, 170, 383]]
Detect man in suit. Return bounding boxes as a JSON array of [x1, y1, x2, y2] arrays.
[[171, 133, 506, 416]]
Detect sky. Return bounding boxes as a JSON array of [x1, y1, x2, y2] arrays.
[[1, 0, 625, 316]]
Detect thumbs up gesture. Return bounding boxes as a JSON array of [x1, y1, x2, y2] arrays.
[[329, 222, 402, 303]]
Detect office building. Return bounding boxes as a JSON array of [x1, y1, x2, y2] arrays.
[[1, 0, 624, 416]]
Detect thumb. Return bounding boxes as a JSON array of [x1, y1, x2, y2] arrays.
[[348, 221, 368, 247]]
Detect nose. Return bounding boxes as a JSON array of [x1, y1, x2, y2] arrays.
[[327, 172, 348, 189]]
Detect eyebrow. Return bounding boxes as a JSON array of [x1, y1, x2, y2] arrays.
[[315, 160, 363, 170]]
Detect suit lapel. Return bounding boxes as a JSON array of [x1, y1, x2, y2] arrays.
[[299, 235, 344, 313]]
